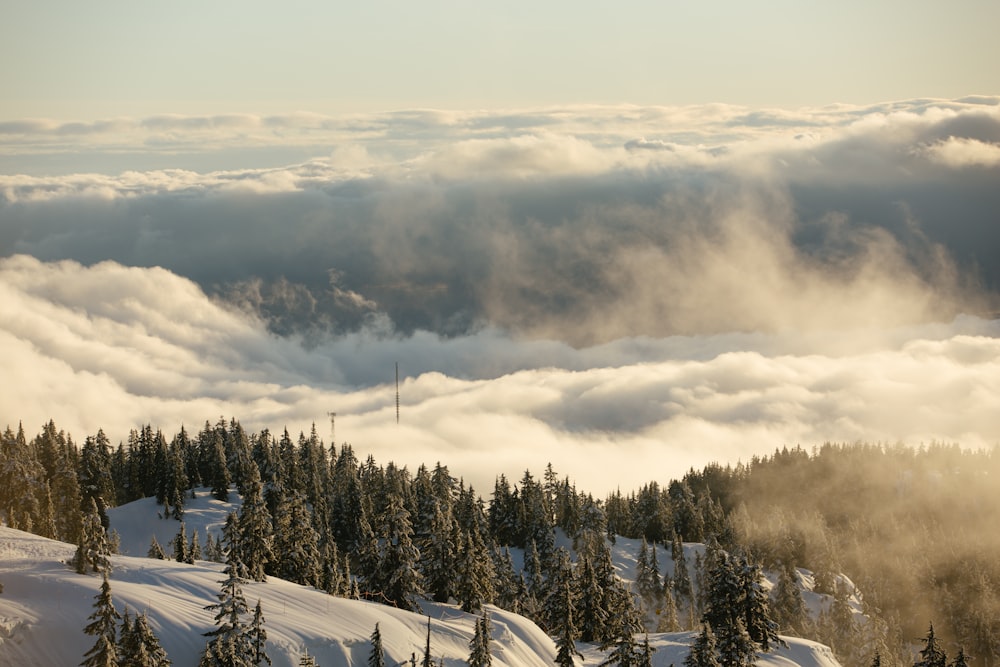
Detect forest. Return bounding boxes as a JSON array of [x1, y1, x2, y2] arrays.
[[2, 417, 998, 667]]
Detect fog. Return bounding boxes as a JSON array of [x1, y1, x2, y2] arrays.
[[2, 97, 998, 494]]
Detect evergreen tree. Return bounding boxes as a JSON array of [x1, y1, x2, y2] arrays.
[[374, 492, 423, 610], [600, 630, 637, 667], [271, 493, 321, 588], [576, 553, 608, 643], [770, 561, 806, 636], [73, 497, 111, 574], [248, 600, 270, 666], [237, 463, 273, 582], [368, 623, 386, 667], [419, 500, 457, 603], [949, 648, 969, 667], [468, 611, 493, 667], [683, 625, 721, 667], [190, 531, 203, 562], [81, 572, 121, 667], [120, 610, 171, 667], [637, 635, 654, 667], [553, 578, 583, 667], [422, 616, 434, 667], [201, 549, 253, 667], [456, 527, 495, 614], [172, 522, 189, 564], [915, 624, 947, 667], [298, 650, 318, 667], [147, 536, 167, 560], [701, 547, 760, 667]]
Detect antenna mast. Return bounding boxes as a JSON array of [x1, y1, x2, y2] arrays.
[[395, 362, 400, 424]]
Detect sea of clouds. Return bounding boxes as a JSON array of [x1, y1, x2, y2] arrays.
[[2, 97, 998, 493]]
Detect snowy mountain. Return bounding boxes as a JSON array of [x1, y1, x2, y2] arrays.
[[0, 490, 845, 667]]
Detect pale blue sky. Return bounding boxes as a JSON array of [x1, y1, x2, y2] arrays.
[[2, 0, 998, 119]]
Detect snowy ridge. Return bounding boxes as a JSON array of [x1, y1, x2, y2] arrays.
[[0, 490, 844, 667]]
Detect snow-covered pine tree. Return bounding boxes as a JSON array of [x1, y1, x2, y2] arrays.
[[553, 578, 583, 667], [147, 536, 166, 560], [656, 587, 680, 633], [189, 530, 202, 562], [915, 624, 947, 667], [701, 546, 758, 667], [81, 572, 121, 667], [599, 629, 637, 667], [949, 647, 969, 667], [368, 623, 386, 667], [298, 650, 317, 667], [637, 635, 654, 667], [272, 492, 321, 588], [248, 600, 270, 666], [201, 548, 253, 667], [770, 561, 806, 636], [172, 522, 189, 564], [119, 610, 171, 667], [237, 462, 274, 582], [419, 499, 457, 603], [541, 549, 576, 634], [576, 552, 608, 643], [375, 492, 423, 610], [73, 497, 111, 574], [468, 611, 493, 667], [736, 555, 781, 651], [683, 624, 720, 667], [456, 526, 495, 614]]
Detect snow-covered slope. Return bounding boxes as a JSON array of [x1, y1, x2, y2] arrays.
[[0, 491, 845, 667]]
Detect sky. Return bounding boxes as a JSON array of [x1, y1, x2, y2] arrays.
[[1, 3, 999, 495]]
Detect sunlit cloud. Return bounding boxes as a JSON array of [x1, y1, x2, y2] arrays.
[[2, 255, 998, 495]]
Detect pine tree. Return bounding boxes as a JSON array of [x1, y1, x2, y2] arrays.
[[770, 561, 806, 636], [201, 549, 253, 667], [915, 624, 947, 667], [949, 648, 969, 667], [600, 630, 637, 667], [147, 536, 167, 560], [637, 635, 654, 667], [120, 610, 171, 667], [81, 572, 121, 667], [298, 650, 318, 667], [683, 625, 720, 667], [468, 611, 493, 667], [248, 600, 270, 666], [422, 616, 434, 667], [553, 579, 583, 667], [374, 492, 423, 610], [190, 531, 203, 562], [172, 522, 189, 564], [369, 623, 386, 667], [419, 500, 457, 603], [456, 527, 495, 614], [701, 547, 760, 667], [272, 493, 321, 588], [238, 463, 273, 582], [576, 553, 608, 643], [73, 497, 111, 575]]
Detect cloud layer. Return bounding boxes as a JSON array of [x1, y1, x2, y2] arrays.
[[3, 255, 998, 495], [3, 98, 999, 344], [2, 97, 999, 492]]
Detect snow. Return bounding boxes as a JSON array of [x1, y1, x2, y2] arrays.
[[0, 490, 846, 667]]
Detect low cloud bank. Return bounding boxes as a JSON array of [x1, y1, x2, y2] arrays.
[[3, 256, 997, 494]]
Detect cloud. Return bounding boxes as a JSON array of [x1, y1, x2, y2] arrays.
[[2, 256, 998, 495], [1, 97, 999, 485]]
